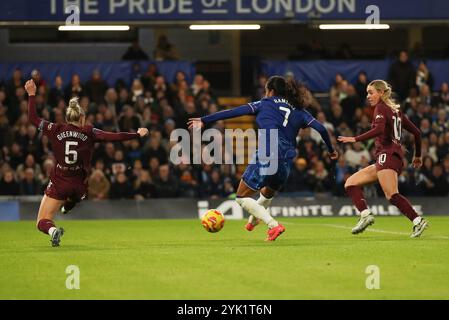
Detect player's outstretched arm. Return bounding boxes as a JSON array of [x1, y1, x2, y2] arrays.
[[402, 115, 422, 168], [338, 121, 385, 144], [308, 119, 338, 160], [25, 80, 41, 127], [93, 127, 149, 142], [188, 104, 255, 129]]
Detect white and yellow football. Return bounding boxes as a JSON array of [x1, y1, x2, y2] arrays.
[[201, 209, 225, 233]]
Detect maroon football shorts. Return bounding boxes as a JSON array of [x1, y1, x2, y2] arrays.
[[375, 152, 404, 175], [45, 175, 87, 202]]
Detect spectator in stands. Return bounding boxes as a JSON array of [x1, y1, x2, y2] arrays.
[[284, 158, 313, 193], [415, 60, 434, 91], [85, 70, 109, 105], [309, 160, 331, 193], [171, 71, 187, 93], [202, 169, 225, 199], [329, 73, 345, 101], [437, 132, 449, 160], [443, 155, 449, 176], [355, 113, 371, 137], [410, 103, 430, 127], [0, 102, 14, 148], [64, 74, 85, 100], [154, 164, 178, 198], [8, 86, 26, 125], [433, 109, 449, 133], [344, 142, 371, 168], [88, 169, 111, 200], [191, 74, 205, 97], [6, 68, 24, 101], [435, 82, 449, 109], [117, 87, 132, 114], [16, 154, 41, 180], [118, 105, 141, 132], [404, 87, 420, 116], [38, 158, 54, 191], [110, 172, 134, 199], [104, 88, 119, 117], [111, 149, 128, 178], [176, 161, 198, 197], [154, 35, 180, 61], [19, 168, 41, 195], [31, 69, 49, 95], [122, 41, 149, 61], [341, 85, 359, 126], [0, 170, 20, 196], [140, 64, 159, 90], [48, 76, 65, 107], [355, 71, 369, 105], [130, 79, 145, 103], [420, 118, 432, 139], [388, 50, 416, 101], [419, 84, 434, 108], [134, 170, 156, 199], [333, 157, 351, 196], [126, 139, 144, 164], [253, 74, 268, 101], [4, 143, 24, 170], [328, 99, 348, 130], [186, 79, 202, 101], [422, 164, 449, 196], [144, 130, 167, 165]]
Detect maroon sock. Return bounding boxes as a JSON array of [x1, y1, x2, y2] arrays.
[[37, 219, 56, 235], [345, 185, 368, 212], [390, 193, 419, 222]]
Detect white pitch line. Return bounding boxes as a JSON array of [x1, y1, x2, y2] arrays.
[[282, 221, 448, 240], [321, 223, 410, 236]]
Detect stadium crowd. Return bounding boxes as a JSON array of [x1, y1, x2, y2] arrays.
[[0, 53, 448, 199]]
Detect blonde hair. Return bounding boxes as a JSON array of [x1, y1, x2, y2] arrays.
[[66, 97, 85, 123], [368, 80, 400, 111]]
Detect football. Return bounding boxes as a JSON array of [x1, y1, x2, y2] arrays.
[[201, 209, 225, 233]]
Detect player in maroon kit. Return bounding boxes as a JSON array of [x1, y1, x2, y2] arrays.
[[338, 80, 428, 238], [25, 80, 149, 247]]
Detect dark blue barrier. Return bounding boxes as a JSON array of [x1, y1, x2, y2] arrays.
[[0, 201, 19, 221], [0, 61, 196, 87], [261, 60, 449, 92]]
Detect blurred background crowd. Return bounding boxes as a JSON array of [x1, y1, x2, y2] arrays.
[[0, 50, 448, 199]]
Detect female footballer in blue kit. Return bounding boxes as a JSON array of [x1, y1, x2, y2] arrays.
[[188, 76, 338, 241]]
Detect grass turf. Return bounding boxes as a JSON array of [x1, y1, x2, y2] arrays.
[[0, 217, 448, 300]]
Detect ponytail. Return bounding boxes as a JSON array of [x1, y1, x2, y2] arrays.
[[369, 80, 400, 111]]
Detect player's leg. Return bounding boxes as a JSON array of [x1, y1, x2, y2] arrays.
[[37, 195, 65, 247], [377, 169, 428, 238], [61, 198, 77, 214], [61, 181, 87, 214], [235, 180, 280, 233], [259, 186, 285, 241], [246, 186, 276, 231], [344, 164, 378, 234]]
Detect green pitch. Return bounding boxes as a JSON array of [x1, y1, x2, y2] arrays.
[[1, 217, 448, 300]]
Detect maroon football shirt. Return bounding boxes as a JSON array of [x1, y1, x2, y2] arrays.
[[355, 102, 422, 158], [28, 96, 139, 181]]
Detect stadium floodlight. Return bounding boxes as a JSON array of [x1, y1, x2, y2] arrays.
[[189, 24, 261, 31], [58, 25, 130, 31], [319, 24, 390, 30]]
